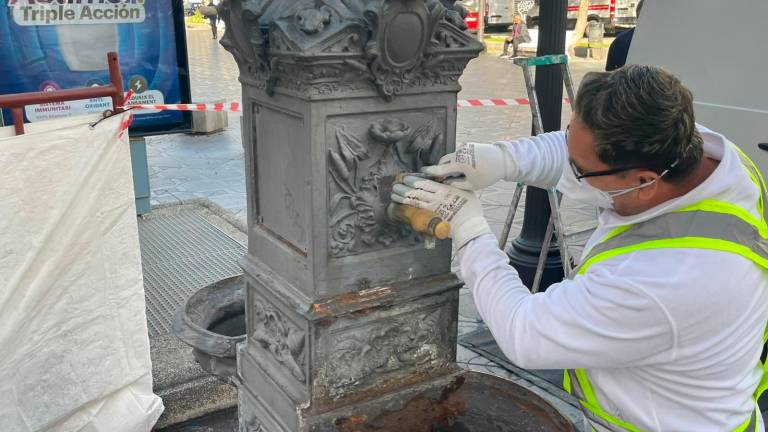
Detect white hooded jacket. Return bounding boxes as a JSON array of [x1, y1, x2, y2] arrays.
[[458, 126, 768, 431]]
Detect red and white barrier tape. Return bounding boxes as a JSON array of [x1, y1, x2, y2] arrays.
[[116, 90, 135, 139], [120, 98, 569, 113], [123, 90, 135, 104], [457, 97, 570, 107], [118, 112, 133, 139], [123, 102, 242, 113]]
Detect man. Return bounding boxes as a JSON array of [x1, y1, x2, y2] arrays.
[[392, 65, 768, 431], [606, 0, 644, 71], [204, 1, 219, 40], [500, 14, 531, 58]]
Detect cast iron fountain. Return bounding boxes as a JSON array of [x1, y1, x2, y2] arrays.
[[174, 1, 579, 430]]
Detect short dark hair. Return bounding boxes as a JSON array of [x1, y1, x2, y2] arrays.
[[574, 65, 703, 182]]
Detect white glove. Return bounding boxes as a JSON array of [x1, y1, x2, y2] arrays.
[[391, 176, 492, 250], [420, 142, 516, 191]]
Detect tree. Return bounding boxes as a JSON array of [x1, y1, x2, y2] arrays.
[[568, 0, 590, 56]]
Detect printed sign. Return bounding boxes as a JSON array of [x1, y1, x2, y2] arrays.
[[0, 0, 192, 135], [10, 0, 147, 25]]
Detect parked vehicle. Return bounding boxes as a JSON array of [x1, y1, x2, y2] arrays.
[[458, 0, 480, 32], [485, 0, 517, 30], [458, 0, 517, 32], [184, 0, 203, 16], [526, 0, 639, 34]]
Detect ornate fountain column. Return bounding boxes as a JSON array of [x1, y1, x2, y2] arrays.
[[219, 1, 482, 430]]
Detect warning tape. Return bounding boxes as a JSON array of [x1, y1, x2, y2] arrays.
[[118, 112, 133, 139], [457, 98, 570, 107], [123, 102, 242, 113], [121, 98, 568, 113]]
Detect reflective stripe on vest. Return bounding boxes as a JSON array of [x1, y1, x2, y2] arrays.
[[563, 150, 768, 432], [575, 205, 768, 277]]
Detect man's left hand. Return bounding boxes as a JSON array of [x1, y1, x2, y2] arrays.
[[391, 175, 492, 250]]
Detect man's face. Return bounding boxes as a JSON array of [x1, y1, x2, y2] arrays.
[[566, 114, 663, 215]]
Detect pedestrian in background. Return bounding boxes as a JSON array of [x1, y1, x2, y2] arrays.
[[203, 1, 219, 40], [500, 14, 531, 58]]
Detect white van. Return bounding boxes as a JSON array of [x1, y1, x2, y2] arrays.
[[628, 0, 768, 178], [527, 0, 639, 33], [459, 0, 517, 31], [486, 0, 517, 30]]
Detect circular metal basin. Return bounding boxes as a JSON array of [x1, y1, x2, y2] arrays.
[[448, 371, 577, 431], [334, 371, 577, 432], [173, 275, 245, 381]]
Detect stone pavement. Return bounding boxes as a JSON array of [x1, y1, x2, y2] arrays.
[[147, 26, 607, 429], [147, 26, 245, 219]]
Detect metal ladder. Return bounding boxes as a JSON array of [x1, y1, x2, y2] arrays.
[[498, 54, 576, 293]]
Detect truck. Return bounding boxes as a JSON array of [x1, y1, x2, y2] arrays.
[[526, 0, 640, 34], [486, 0, 517, 30], [458, 0, 517, 32]]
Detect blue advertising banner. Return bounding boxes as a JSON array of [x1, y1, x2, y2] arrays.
[[0, 0, 192, 136]]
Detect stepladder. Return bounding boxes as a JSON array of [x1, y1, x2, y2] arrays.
[[498, 54, 576, 294]]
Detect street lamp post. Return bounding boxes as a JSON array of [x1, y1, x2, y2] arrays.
[[507, 0, 568, 290]]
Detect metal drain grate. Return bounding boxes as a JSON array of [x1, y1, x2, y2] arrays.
[[139, 208, 246, 337]]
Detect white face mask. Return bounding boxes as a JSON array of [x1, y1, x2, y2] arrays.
[[557, 164, 667, 209]]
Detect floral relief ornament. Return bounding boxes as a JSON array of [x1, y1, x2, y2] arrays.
[[328, 118, 444, 257]]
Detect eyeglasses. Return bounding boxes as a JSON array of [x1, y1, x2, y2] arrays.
[[565, 126, 683, 182], [569, 159, 643, 181], [565, 126, 643, 181]]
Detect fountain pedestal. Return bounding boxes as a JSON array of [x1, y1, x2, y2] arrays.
[[219, 1, 574, 431]]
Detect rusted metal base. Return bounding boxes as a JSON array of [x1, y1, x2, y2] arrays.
[[297, 371, 576, 432], [161, 371, 577, 431]]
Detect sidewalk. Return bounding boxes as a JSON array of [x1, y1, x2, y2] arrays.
[[483, 28, 614, 60]]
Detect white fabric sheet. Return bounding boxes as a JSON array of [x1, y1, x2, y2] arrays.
[[0, 114, 163, 431]]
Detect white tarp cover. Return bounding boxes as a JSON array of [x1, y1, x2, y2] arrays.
[[0, 114, 164, 431]]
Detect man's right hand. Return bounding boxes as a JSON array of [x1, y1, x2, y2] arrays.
[[421, 142, 515, 191]]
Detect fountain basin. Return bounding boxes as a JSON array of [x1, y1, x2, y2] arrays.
[[173, 275, 245, 381]]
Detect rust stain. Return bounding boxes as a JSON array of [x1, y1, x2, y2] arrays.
[[308, 273, 460, 321], [512, 394, 576, 427], [311, 303, 333, 317], [332, 376, 467, 432], [338, 286, 392, 306], [338, 291, 363, 305], [350, 308, 375, 318], [358, 286, 392, 299], [317, 318, 335, 327], [334, 414, 369, 431], [311, 286, 394, 318]]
